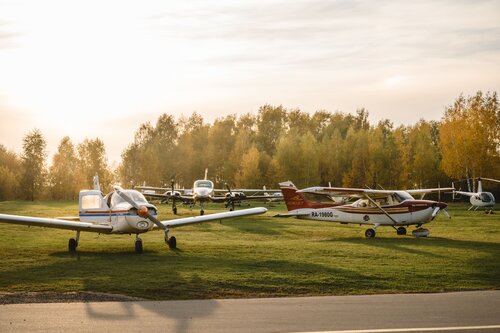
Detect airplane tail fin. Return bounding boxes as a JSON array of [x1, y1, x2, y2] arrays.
[[279, 181, 315, 211], [93, 174, 101, 191]]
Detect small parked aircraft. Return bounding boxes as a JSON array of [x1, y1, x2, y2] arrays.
[[136, 169, 272, 215], [275, 181, 453, 238], [0, 176, 267, 253], [453, 177, 498, 213]]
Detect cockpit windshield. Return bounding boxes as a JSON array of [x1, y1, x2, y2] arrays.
[[480, 192, 494, 203], [194, 180, 214, 189], [110, 190, 148, 207], [394, 191, 414, 202]]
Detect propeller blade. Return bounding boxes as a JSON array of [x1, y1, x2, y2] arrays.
[[143, 210, 166, 230], [114, 186, 166, 230], [431, 206, 440, 219], [442, 209, 451, 219], [114, 186, 140, 209]]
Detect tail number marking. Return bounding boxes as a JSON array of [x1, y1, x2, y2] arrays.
[[311, 211, 334, 218]]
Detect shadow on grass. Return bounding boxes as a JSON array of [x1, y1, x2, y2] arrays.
[[325, 236, 500, 287]]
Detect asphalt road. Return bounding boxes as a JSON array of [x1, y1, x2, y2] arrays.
[[1, 291, 499, 333]]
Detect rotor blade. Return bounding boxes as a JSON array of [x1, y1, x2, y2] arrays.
[[481, 177, 500, 184]]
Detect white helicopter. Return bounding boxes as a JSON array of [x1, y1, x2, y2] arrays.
[[453, 177, 498, 213], [276, 181, 453, 238], [0, 176, 267, 253], [136, 169, 271, 215]]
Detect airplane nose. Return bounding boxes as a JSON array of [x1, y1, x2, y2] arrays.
[[436, 202, 448, 209]]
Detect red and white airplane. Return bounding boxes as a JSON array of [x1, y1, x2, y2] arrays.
[[0, 176, 267, 253], [276, 181, 453, 238]]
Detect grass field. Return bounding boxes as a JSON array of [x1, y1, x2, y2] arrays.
[[0, 200, 498, 300]]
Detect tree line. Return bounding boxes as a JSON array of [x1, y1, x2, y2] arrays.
[[1, 91, 498, 201]]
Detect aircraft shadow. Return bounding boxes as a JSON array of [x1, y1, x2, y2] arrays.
[[0, 251, 376, 333], [323, 236, 500, 286]]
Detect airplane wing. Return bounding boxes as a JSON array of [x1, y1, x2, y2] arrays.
[[406, 187, 455, 196], [273, 212, 309, 218], [156, 207, 267, 229], [0, 214, 113, 233], [298, 187, 395, 199], [135, 185, 169, 192], [209, 195, 273, 203]]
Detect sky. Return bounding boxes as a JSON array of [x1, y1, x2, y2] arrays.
[[0, 0, 499, 164]]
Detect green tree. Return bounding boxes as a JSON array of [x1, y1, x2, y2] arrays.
[[49, 136, 80, 200], [0, 145, 22, 200], [77, 138, 113, 191], [235, 146, 262, 188], [20, 129, 47, 201], [256, 105, 287, 155]]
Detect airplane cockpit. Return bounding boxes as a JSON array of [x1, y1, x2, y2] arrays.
[[352, 191, 414, 208], [477, 192, 495, 203], [194, 180, 214, 189], [107, 190, 149, 208]]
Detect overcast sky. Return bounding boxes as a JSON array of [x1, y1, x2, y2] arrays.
[[1, 0, 499, 164]]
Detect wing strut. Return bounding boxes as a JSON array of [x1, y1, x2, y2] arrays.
[[363, 194, 399, 224]]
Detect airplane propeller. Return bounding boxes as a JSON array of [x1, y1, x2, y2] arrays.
[[431, 203, 451, 220], [170, 178, 177, 215], [114, 186, 166, 230], [224, 183, 236, 211]]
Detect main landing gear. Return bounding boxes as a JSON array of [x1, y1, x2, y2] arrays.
[[396, 226, 407, 235], [68, 231, 80, 252], [365, 224, 379, 238]]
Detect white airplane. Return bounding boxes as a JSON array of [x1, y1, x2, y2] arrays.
[[275, 181, 453, 238], [137, 169, 271, 215], [0, 176, 267, 253], [453, 177, 498, 213]]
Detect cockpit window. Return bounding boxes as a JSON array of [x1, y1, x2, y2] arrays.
[[110, 190, 148, 207], [480, 192, 493, 203], [394, 191, 414, 202], [194, 180, 214, 189]]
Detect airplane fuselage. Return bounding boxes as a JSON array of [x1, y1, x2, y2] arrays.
[[79, 189, 158, 234], [291, 200, 442, 226]]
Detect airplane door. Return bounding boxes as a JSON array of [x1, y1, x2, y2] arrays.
[[79, 190, 110, 223]]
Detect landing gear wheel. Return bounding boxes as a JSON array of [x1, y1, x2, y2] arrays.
[[168, 236, 177, 249], [365, 228, 376, 238], [200, 210, 204, 216], [68, 238, 78, 252], [135, 239, 143, 254], [229, 207, 234, 211], [396, 227, 407, 235], [173, 207, 177, 215]]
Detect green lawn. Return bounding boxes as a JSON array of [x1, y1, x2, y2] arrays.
[[0, 200, 498, 300]]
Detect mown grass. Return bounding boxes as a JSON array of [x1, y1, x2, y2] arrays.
[[0, 200, 498, 300]]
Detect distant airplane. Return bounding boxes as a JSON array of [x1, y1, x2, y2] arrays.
[[136, 169, 272, 215], [0, 175, 267, 253], [453, 177, 498, 213], [276, 181, 453, 238]]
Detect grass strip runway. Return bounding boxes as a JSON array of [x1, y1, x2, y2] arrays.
[[0, 201, 498, 300]]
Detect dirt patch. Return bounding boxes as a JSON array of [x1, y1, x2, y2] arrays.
[[0, 291, 145, 304]]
